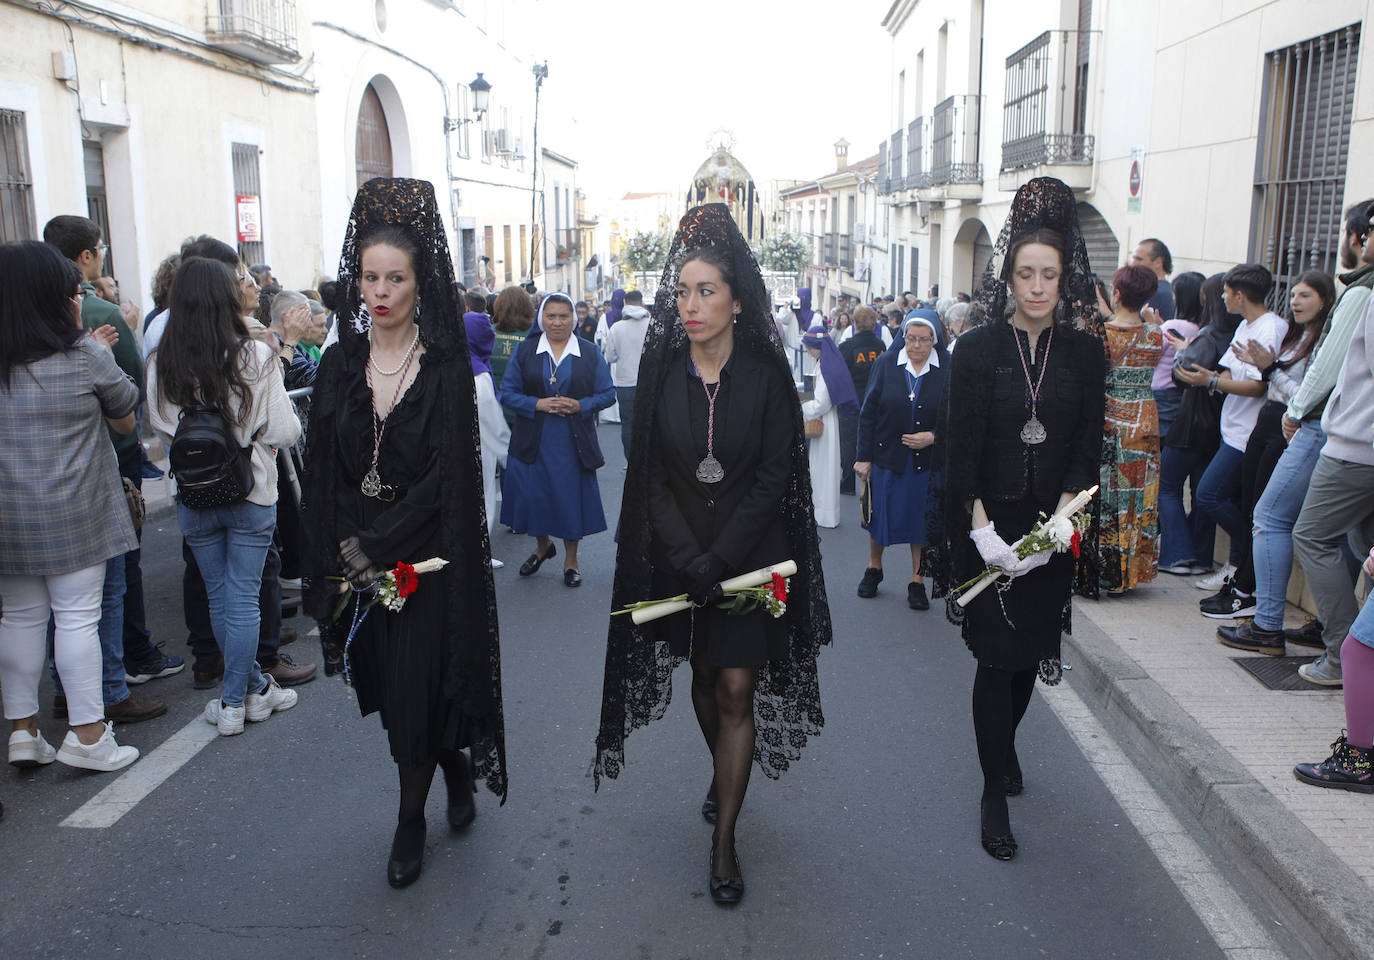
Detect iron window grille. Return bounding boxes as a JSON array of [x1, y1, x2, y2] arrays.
[[1000, 30, 1095, 173], [206, 0, 300, 63], [0, 109, 37, 242], [932, 96, 982, 185]]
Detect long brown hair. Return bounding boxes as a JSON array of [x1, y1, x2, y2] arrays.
[[1279, 269, 1336, 370], [154, 258, 255, 426]]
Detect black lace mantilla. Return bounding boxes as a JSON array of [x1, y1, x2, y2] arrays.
[[593, 203, 832, 786], [301, 178, 508, 800], [934, 177, 1106, 680]]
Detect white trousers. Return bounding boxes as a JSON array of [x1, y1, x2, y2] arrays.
[[0, 563, 106, 725]]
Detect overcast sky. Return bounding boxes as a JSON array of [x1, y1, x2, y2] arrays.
[[529, 0, 893, 208]]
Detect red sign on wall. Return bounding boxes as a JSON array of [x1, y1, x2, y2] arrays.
[[236, 195, 261, 243]]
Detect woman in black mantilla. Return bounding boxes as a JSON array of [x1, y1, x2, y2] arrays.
[[594, 204, 831, 906], [934, 177, 1106, 862], [301, 178, 507, 888]]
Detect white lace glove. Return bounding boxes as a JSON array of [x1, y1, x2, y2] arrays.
[[971, 523, 1054, 578], [970, 523, 1019, 571]]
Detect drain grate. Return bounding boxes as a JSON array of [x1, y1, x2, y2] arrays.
[[1232, 656, 1325, 691]]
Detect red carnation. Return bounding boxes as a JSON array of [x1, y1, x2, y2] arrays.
[[394, 562, 419, 598], [1069, 530, 1082, 559], [770, 572, 787, 602]]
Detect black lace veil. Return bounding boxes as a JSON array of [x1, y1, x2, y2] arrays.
[[301, 178, 507, 800], [593, 203, 831, 786], [934, 176, 1104, 631]]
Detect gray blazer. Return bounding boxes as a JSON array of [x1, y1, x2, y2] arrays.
[[0, 338, 139, 575]]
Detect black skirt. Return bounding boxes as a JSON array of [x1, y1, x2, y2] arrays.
[[961, 494, 1073, 673]]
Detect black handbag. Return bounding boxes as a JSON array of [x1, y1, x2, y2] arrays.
[[1165, 328, 1228, 451]]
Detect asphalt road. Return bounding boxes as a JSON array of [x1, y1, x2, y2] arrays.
[[2, 423, 1236, 959]]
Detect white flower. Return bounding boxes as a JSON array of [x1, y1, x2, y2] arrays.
[[1042, 514, 1075, 552]]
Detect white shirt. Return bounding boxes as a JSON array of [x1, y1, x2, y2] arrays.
[[839, 325, 894, 348], [603, 307, 651, 387], [1218, 310, 1287, 450], [535, 332, 581, 361], [898, 346, 939, 382]]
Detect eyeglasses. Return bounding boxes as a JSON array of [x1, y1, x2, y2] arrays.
[[94, 243, 108, 255], [908, 336, 935, 345]]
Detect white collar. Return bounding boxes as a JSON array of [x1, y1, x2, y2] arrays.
[[536, 332, 581, 359], [898, 348, 938, 380]]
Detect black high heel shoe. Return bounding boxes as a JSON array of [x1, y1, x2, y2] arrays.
[[709, 845, 744, 906], [444, 752, 476, 831], [518, 542, 556, 576], [979, 799, 1017, 862], [387, 819, 426, 888]]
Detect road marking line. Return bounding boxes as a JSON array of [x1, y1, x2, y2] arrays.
[[60, 714, 220, 829], [1040, 681, 1285, 958]]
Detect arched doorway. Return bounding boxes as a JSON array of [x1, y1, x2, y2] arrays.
[[355, 83, 393, 189], [954, 218, 994, 296], [1076, 202, 1120, 279]]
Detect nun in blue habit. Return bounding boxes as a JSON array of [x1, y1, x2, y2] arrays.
[[499, 292, 616, 587]]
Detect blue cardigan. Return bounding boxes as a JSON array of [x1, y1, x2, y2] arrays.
[[855, 354, 947, 474]]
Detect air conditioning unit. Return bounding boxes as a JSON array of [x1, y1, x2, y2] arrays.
[[853, 222, 867, 244], [495, 128, 515, 155]]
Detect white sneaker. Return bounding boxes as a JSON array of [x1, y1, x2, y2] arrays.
[[245, 676, 298, 722], [1195, 563, 1236, 591], [204, 698, 245, 736], [490, 558, 504, 570], [8, 728, 57, 768], [55, 722, 139, 772]]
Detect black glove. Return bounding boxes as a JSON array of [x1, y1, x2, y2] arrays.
[[338, 536, 374, 589], [681, 552, 726, 606]]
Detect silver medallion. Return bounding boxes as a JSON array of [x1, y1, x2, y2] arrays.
[[696, 455, 724, 484], [361, 467, 383, 498], [1020, 416, 1047, 445]]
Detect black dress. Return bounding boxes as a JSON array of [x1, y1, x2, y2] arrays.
[[647, 349, 793, 667], [944, 323, 1105, 677], [327, 350, 465, 764]]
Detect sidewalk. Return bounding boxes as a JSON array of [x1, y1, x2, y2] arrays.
[[1067, 573, 1373, 959]]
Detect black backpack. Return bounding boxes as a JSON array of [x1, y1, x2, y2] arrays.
[[169, 405, 255, 509]]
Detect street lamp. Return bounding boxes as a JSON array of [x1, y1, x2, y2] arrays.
[[446, 72, 493, 130]]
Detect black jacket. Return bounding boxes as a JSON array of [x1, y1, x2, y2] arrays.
[[946, 323, 1105, 505], [648, 349, 793, 577], [855, 354, 947, 474], [839, 330, 887, 399]]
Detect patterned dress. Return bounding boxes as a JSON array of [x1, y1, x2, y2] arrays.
[[1099, 323, 1162, 592]]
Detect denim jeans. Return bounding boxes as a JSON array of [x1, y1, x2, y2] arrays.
[[614, 385, 636, 463], [1195, 442, 1247, 567], [1251, 422, 1326, 630], [1158, 445, 1216, 568], [178, 500, 275, 706], [1153, 387, 1183, 441]]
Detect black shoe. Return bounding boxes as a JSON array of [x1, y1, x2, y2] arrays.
[[857, 567, 883, 598], [979, 799, 1017, 861], [709, 846, 744, 906], [1200, 585, 1257, 620], [1284, 619, 1325, 649], [387, 819, 426, 888], [907, 581, 929, 610], [1217, 621, 1286, 656], [443, 752, 477, 831], [701, 796, 718, 825], [1294, 732, 1374, 793], [563, 568, 582, 588], [518, 543, 556, 576]]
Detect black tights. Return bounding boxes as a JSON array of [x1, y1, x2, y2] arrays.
[[690, 653, 756, 877], [971, 663, 1037, 836]]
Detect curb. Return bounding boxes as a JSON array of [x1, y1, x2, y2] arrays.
[[1063, 607, 1371, 960]]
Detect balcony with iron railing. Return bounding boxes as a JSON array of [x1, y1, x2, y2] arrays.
[[206, 0, 301, 65], [931, 95, 982, 196], [1000, 30, 1095, 190], [821, 232, 856, 274]]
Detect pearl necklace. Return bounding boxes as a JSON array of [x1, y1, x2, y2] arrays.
[[368, 324, 421, 377]]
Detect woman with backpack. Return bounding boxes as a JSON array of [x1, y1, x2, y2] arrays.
[[0, 241, 142, 773], [147, 257, 301, 737]]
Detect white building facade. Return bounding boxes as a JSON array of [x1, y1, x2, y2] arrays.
[[1, 0, 323, 304], [877, 0, 1374, 305]]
